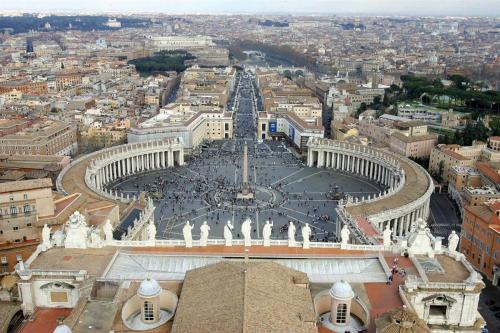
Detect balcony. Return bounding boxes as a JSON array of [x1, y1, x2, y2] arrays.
[[0, 209, 37, 219]]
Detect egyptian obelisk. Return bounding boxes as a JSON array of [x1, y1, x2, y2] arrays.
[[237, 141, 253, 199]]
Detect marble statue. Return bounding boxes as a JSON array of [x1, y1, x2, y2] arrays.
[[288, 221, 296, 247], [302, 223, 311, 249], [383, 224, 392, 247], [147, 221, 156, 242], [340, 224, 350, 247], [90, 228, 103, 248], [407, 218, 434, 256], [52, 230, 65, 247], [448, 230, 459, 253], [241, 218, 252, 247], [224, 220, 234, 246], [103, 219, 113, 243], [262, 219, 273, 247], [200, 221, 210, 246], [64, 211, 89, 249], [42, 224, 52, 250], [182, 221, 194, 247]]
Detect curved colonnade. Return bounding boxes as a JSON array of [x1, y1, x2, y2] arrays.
[[307, 138, 433, 241], [57, 138, 184, 204], [86, 139, 184, 202]]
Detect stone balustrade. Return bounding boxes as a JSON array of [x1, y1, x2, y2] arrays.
[[121, 198, 155, 241]]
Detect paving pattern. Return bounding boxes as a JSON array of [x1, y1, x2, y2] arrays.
[[107, 73, 383, 241]]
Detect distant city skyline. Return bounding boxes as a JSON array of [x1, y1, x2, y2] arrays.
[[0, 0, 499, 16]]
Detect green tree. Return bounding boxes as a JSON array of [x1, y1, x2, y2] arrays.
[[489, 118, 500, 136], [432, 78, 444, 89], [448, 74, 470, 90], [356, 102, 367, 117]]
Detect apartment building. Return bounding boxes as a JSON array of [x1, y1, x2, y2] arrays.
[[0, 120, 77, 156], [0, 80, 48, 95], [460, 201, 500, 284], [489, 136, 500, 151], [429, 141, 500, 183], [128, 104, 233, 151]]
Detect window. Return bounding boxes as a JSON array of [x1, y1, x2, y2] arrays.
[[429, 305, 447, 318], [23, 204, 30, 213], [143, 301, 154, 321], [23, 194, 28, 200], [10, 206, 17, 215], [0, 258, 7, 274], [336, 303, 347, 324]]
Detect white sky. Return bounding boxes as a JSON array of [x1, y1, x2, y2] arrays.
[[0, 0, 498, 16]]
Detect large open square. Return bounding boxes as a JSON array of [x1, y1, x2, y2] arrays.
[[106, 73, 384, 241], [108, 139, 384, 241]]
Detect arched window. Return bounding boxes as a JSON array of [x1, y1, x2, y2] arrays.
[[336, 303, 347, 324], [143, 301, 154, 322]]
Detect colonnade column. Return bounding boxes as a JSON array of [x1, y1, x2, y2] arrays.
[[179, 149, 184, 166], [168, 150, 174, 167], [317, 150, 324, 168]]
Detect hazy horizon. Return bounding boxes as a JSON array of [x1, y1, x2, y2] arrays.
[[0, 0, 499, 17]]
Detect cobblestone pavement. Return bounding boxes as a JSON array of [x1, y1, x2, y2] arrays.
[[479, 276, 500, 333], [428, 193, 461, 241]]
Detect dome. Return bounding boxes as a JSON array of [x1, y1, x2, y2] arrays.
[[138, 278, 161, 297], [53, 324, 72, 333], [329, 280, 354, 300]]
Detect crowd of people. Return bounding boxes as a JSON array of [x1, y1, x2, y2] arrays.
[[105, 73, 373, 242]]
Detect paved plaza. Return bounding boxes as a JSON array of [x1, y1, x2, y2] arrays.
[[107, 73, 383, 241]]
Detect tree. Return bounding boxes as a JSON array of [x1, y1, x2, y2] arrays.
[[454, 121, 489, 146], [356, 102, 367, 117], [448, 74, 470, 90], [382, 92, 390, 107], [489, 118, 500, 136], [283, 70, 292, 80], [432, 78, 444, 89]]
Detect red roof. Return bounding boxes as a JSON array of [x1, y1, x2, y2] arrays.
[[18, 308, 72, 333], [476, 162, 500, 184], [355, 216, 381, 239]]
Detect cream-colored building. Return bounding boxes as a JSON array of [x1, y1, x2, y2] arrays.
[[429, 141, 500, 183], [256, 69, 323, 125], [0, 120, 77, 156], [128, 103, 233, 151], [489, 136, 500, 151], [390, 132, 438, 158], [80, 119, 130, 151], [0, 179, 54, 245]]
